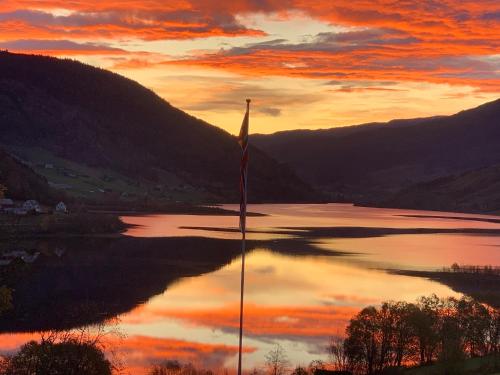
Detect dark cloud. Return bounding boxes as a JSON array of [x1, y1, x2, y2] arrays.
[[254, 265, 277, 274], [325, 80, 399, 87], [0, 8, 265, 40], [257, 107, 281, 116], [178, 79, 323, 115], [221, 28, 418, 58], [480, 11, 500, 20], [0, 39, 123, 52]]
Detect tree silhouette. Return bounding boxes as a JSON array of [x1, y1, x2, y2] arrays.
[[265, 344, 290, 375], [340, 295, 500, 374], [0, 184, 6, 199]]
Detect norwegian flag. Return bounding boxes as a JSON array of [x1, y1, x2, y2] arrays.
[[238, 100, 250, 233]]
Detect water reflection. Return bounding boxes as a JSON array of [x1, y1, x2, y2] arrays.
[[124, 204, 500, 270], [1, 204, 499, 374], [113, 249, 459, 372], [123, 204, 500, 240]]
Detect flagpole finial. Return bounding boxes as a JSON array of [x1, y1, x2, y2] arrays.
[[246, 98, 251, 103]]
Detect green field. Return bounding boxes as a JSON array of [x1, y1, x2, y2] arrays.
[[4, 145, 210, 203]]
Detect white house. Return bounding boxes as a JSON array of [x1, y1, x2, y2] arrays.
[[22, 200, 42, 213], [22, 252, 40, 264], [55, 201, 68, 213]]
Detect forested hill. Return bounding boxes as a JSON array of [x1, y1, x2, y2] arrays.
[[0, 52, 313, 204], [253, 99, 500, 208], [0, 148, 62, 203]]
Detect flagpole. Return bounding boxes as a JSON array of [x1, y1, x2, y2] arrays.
[[237, 229, 246, 375], [237, 98, 250, 375]]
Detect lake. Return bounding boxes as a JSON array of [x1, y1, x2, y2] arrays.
[[1, 204, 500, 374]]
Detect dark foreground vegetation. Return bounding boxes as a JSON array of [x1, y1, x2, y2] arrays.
[[330, 295, 499, 375], [0, 327, 115, 375], [0, 339, 112, 375]]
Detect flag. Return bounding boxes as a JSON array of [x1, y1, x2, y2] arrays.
[[238, 100, 250, 233], [237, 99, 250, 375]]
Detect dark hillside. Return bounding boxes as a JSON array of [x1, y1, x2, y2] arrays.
[[0, 147, 62, 203], [0, 52, 313, 203]]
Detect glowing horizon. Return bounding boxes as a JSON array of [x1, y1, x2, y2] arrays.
[[0, 1, 498, 134]]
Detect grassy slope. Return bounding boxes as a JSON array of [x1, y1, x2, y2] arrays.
[[6, 146, 201, 202]]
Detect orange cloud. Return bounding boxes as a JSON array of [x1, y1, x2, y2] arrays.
[[0, 333, 36, 353], [0, 1, 498, 104], [0, 332, 253, 375], [0, 6, 265, 41], [165, 44, 500, 92], [107, 335, 254, 374], [122, 303, 357, 339]]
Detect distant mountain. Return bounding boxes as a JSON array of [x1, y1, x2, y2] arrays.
[[0, 52, 313, 204], [253, 99, 500, 210]]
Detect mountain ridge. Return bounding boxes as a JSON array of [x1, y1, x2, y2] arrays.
[[0, 52, 314, 204], [253, 98, 500, 212]]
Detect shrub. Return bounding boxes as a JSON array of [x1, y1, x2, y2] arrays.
[[0, 338, 112, 375]]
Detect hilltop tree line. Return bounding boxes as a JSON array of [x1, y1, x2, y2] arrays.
[[330, 295, 499, 374]]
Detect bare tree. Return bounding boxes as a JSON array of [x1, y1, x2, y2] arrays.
[[307, 359, 324, 375], [328, 336, 349, 372], [291, 365, 308, 375], [265, 344, 290, 375]]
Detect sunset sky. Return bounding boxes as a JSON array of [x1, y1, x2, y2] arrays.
[[0, 0, 498, 134]]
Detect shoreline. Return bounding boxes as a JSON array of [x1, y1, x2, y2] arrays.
[[0, 212, 127, 240], [0, 203, 267, 240], [390, 268, 500, 308]]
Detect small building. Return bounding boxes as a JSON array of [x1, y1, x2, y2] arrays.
[[0, 198, 14, 208], [22, 252, 40, 264], [54, 247, 66, 257], [22, 200, 42, 214], [55, 201, 68, 213]]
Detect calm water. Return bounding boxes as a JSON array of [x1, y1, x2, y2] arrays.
[[2, 204, 500, 374]]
